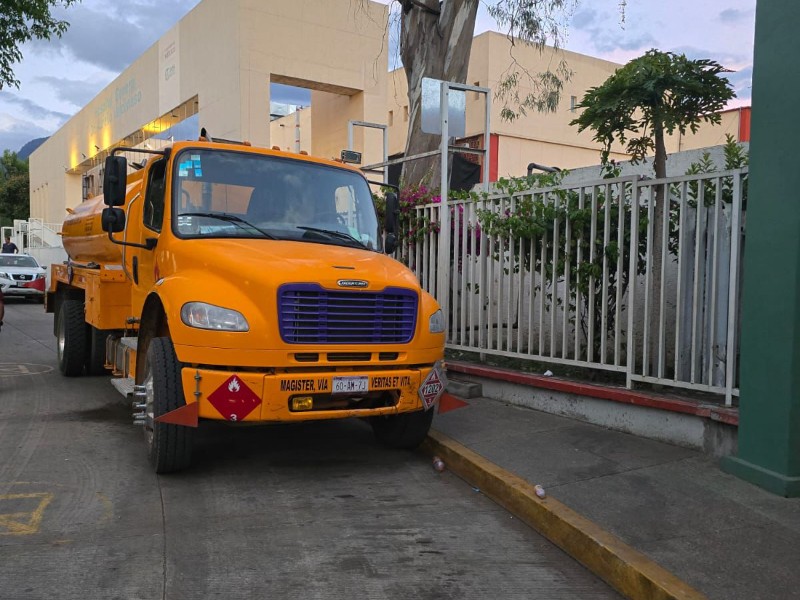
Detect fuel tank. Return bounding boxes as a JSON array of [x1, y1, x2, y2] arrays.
[[61, 173, 143, 265]]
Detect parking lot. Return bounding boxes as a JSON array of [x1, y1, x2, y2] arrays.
[[0, 301, 619, 599]]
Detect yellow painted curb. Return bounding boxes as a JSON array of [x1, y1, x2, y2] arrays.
[[421, 430, 707, 600]]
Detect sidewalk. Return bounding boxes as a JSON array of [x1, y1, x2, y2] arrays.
[[427, 385, 800, 600]]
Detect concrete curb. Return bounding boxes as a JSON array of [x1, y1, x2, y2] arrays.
[[421, 430, 707, 600]]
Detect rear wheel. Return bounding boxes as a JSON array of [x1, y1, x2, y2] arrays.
[[143, 337, 194, 473], [56, 299, 86, 377], [371, 408, 434, 449], [85, 326, 110, 375]]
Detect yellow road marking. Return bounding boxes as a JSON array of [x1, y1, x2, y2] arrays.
[[0, 492, 54, 535]]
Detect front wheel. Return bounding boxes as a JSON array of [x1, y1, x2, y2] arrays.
[[371, 409, 434, 449], [56, 299, 86, 377], [143, 337, 194, 473]]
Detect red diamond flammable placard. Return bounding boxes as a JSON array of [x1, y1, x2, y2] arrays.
[[207, 375, 262, 422]]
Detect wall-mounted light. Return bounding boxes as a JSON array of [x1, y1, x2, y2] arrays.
[[81, 153, 87, 159], [94, 145, 100, 151]]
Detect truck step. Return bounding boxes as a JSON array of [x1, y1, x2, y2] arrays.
[[110, 377, 137, 398], [119, 337, 138, 350]]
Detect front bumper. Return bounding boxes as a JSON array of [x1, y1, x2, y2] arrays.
[[179, 366, 441, 423], [3, 282, 45, 297]]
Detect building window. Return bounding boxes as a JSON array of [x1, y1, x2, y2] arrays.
[[473, 81, 481, 101], [570, 95, 577, 112], [403, 105, 409, 122], [388, 110, 394, 126]]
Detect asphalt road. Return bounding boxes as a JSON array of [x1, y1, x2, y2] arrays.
[[0, 300, 620, 600]]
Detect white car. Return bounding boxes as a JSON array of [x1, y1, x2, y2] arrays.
[[0, 254, 47, 301]]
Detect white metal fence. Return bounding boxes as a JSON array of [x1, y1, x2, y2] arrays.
[[401, 168, 747, 405]]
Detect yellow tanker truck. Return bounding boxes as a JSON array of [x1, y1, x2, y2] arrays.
[[47, 138, 446, 472]]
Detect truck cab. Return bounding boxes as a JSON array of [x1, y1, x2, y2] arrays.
[[48, 140, 446, 472]]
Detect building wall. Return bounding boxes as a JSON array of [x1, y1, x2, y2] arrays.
[[30, 0, 743, 225], [668, 107, 750, 153], [385, 32, 630, 179], [30, 0, 388, 223], [269, 108, 312, 153]]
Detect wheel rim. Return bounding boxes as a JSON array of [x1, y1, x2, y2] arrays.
[[56, 313, 66, 362], [143, 360, 155, 450]]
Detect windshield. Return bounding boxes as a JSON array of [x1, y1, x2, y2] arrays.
[[172, 149, 380, 250], [0, 256, 39, 268]]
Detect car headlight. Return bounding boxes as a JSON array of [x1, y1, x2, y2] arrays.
[[0, 272, 9, 279], [429, 309, 445, 333], [181, 302, 249, 331], [35, 273, 46, 280]]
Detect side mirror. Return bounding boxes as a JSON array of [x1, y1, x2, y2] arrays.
[[103, 156, 128, 206], [384, 233, 397, 255], [101, 207, 126, 233], [384, 192, 399, 235]]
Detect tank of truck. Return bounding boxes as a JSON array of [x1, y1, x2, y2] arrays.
[[60, 171, 143, 265]]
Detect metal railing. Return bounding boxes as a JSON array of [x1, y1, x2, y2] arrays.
[[12, 219, 63, 250], [401, 168, 747, 405]]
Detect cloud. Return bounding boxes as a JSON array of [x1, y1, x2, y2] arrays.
[[34, 75, 112, 108], [577, 24, 657, 55], [0, 113, 53, 153], [28, 0, 202, 73], [719, 8, 753, 24], [0, 93, 71, 122], [726, 65, 753, 100], [572, 8, 599, 30], [668, 45, 751, 70]]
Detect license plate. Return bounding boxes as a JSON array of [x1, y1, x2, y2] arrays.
[[332, 376, 369, 394]]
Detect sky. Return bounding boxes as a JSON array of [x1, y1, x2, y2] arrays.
[[0, 0, 756, 154]]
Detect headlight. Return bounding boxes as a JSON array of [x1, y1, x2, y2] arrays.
[[181, 302, 249, 331], [35, 273, 46, 280], [429, 309, 445, 333], [0, 272, 9, 279]]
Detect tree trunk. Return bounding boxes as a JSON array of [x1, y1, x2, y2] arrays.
[[400, 0, 479, 189], [650, 124, 668, 375]]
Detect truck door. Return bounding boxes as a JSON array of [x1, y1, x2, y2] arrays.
[[129, 157, 167, 314]]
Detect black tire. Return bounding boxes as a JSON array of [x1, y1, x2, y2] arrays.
[[85, 326, 110, 375], [371, 408, 434, 449], [143, 337, 194, 473], [56, 299, 86, 377]]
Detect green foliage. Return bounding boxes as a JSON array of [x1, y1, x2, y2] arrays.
[[496, 59, 572, 123], [476, 171, 647, 350], [571, 49, 736, 172], [0, 0, 80, 90], [0, 151, 30, 226], [667, 134, 749, 255], [487, 1, 579, 122]]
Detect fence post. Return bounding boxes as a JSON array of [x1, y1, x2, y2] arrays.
[[626, 178, 641, 389]]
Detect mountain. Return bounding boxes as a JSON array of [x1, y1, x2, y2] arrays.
[[17, 137, 49, 160]]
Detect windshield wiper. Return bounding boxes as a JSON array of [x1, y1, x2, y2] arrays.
[[179, 212, 275, 239], [296, 226, 368, 249]]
